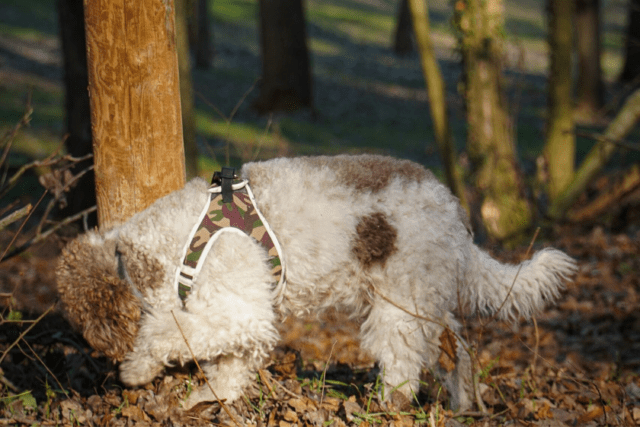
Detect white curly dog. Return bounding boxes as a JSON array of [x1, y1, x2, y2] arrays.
[[57, 155, 576, 411]]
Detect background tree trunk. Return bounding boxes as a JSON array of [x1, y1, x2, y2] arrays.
[[620, 0, 640, 83], [176, 0, 199, 178], [253, 0, 313, 114], [545, 0, 575, 201], [194, 0, 213, 69], [575, 0, 604, 122], [407, 0, 468, 212], [455, 0, 532, 243], [84, 0, 186, 229], [393, 0, 414, 56], [58, 0, 96, 226]]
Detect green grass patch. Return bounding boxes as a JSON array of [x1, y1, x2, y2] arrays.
[[210, 0, 258, 24]]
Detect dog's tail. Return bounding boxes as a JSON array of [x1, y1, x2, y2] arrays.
[[460, 246, 577, 321]]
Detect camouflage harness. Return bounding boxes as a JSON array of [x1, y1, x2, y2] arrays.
[[175, 168, 285, 303]]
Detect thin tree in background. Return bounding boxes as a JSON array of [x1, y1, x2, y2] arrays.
[[176, 0, 199, 178], [620, 0, 640, 83], [407, 0, 467, 212], [393, 0, 414, 56], [253, 0, 313, 114], [58, 0, 96, 226], [575, 0, 604, 122], [84, 0, 186, 228], [190, 0, 213, 69], [544, 0, 575, 202], [454, 0, 531, 243]]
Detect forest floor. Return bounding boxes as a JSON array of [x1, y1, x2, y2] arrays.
[[0, 220, 640, 426]]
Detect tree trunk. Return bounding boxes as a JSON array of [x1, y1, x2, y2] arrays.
[[393, 0, 414, 56], [176, 0, 199, 178], [194, 0, 213, 69], [454, 0, 532, 243], [620, 0, 640, 83], [575, 0, 604, 122], [548, 88, 640, 219], [407, 0, 468, 212], [84, 0, 186, 229], [58, 0, 96, 226], [545, 0, 575, 201], [253, 0, 313, 114]]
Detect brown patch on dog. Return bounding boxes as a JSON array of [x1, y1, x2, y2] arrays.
[[56, 234, 141, 361], [352, 212, 398, 268], [308, 154, 433, 193]]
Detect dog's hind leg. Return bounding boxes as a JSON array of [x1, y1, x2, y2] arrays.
[[360, 295, 474, 411], [360, 297, 430, 401]]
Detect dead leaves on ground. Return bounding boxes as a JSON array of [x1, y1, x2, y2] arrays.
[[1, 226, 640, 425]]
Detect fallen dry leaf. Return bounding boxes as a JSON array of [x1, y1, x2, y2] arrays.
[[438, 327, 458, 373]]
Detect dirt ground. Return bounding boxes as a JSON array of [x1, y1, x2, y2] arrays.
[[1, 221, 639, 426]]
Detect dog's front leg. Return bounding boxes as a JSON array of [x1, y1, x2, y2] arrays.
[[119, 304, 278, 388], [182, 355, 260, 409]]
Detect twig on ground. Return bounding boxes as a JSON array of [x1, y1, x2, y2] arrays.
[[21, 338, 69, 399], [258, 369, 276, 397], [170, 310, 241, 427], [530, 318, 540, 381], [0, 304, 54, 365], [320, 340, 337, 406]]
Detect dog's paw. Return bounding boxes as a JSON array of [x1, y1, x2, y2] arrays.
[[119, 353, 165, 386]]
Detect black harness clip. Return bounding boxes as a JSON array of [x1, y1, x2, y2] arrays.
[[212, 167, 237, 203]]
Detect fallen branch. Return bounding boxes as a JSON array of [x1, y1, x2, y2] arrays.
[[549, 88, 640, 219], [568, 164, 640, 222]]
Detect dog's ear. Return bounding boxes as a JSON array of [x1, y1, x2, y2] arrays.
[[56, 232, 142, 361]]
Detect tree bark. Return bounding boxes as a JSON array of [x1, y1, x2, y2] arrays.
[[393, 0, 414, 56], [620, 0, 640, 83], [58, 0, 96, 226], [549, 88, 640, 219], [575, 0, 604, 122], [176, 0, 199, 178], [84, 0, 186, 229], [407, 0, 468, 212], [455, 0, 531, 243], [545, 0, 575, 201], [253, 0, 313, 114]]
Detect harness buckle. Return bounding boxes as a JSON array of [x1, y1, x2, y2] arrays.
[[212, 167, 236, 203]]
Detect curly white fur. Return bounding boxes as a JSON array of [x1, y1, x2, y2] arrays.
[[57, 155, 577, 411]]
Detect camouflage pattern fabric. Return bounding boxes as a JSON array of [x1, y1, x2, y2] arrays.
[[178, 188, 282, 300]]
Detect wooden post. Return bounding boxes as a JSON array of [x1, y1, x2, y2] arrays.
[[84, 0, 186, 229]]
